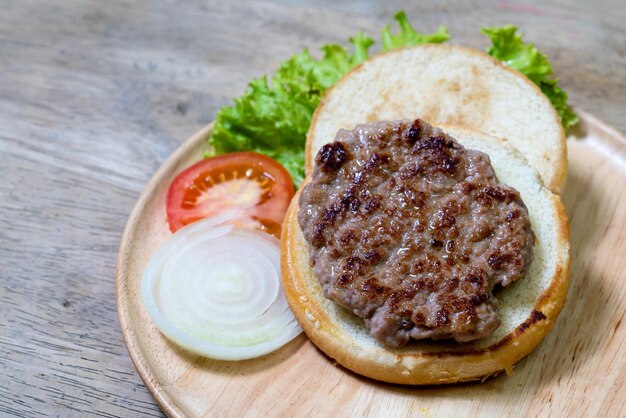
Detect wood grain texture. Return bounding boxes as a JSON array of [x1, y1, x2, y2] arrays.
[[117, 113, 626, 418], [0, 0, 624, 416]]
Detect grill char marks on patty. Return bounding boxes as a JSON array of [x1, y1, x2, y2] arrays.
[[297, 119, 535, 348]]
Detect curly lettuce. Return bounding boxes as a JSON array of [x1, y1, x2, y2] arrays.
[[481, 25, 578, 130], [382, 11, 450, 51]]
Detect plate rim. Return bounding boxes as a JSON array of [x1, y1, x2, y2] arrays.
[[116, 123, 213, 418]]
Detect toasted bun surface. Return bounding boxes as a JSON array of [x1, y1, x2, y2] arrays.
[[282, 127, 570, 384], [305, 44, 566, 193]]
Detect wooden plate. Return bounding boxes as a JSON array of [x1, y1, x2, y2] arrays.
[[117, 111, 626, 417]]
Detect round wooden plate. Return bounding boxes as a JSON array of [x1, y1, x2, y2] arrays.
[[117, 112, 626, 417]]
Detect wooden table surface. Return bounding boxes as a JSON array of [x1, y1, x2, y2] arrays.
[[1, 1, 624, 416]]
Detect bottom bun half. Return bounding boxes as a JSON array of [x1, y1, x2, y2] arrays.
[[281, 127, 570, 385]]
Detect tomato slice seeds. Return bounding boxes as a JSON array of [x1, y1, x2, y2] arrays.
[[166, 152, 294, 238]]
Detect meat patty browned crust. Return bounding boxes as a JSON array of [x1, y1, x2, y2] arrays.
[[298, 119, 535, 347]]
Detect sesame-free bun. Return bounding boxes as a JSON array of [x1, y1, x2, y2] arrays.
[[282, 127, 570, 384], [305, 44, 567, 193]]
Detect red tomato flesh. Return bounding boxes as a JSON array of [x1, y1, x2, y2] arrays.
[[166, 152, 294, 238]]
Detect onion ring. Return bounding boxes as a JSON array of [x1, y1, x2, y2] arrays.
[[141, 211, 301, 360]]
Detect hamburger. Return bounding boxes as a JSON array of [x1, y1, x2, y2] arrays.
[[281, 45, 570, 384]]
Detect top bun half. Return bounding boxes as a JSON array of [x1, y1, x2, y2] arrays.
[[305, 44, 566, 193]]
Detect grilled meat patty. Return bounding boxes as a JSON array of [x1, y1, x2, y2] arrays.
[[298, 119, 535, 347]]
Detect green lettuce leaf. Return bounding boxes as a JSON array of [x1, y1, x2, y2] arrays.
[[381, 11, 450, 51], [208, 34, 374, 186], [481, 25, 578, 130], [208, 14, 446, 186]]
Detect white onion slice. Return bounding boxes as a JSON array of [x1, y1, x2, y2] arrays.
[[141, 211, 302, 360]]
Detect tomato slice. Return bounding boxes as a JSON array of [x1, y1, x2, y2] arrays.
[[166, 152, 294, 237]]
